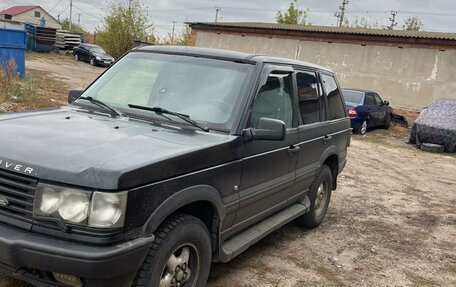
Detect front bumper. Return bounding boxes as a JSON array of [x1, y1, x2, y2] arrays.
[[94, 59, 113, 66], [0, 223, 154, 287]]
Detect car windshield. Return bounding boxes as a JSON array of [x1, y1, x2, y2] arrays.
[[78, 52, 254, 131], [90, 46, 106, 53], [343, 90, 364, 104]]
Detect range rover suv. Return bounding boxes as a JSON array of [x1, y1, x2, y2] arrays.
[[0, 46, 350, 287]]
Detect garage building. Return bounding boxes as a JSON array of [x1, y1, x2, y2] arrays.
[[188, 22, 456, 110]]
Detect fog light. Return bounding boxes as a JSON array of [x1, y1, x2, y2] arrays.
[[53, 273, 83, 287]]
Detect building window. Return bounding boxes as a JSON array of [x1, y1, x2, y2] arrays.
[[34, 11, 41, 18], [5, 14, 12, 20]]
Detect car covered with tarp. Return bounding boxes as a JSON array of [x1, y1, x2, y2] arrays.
[[409, 99, 456, 152]]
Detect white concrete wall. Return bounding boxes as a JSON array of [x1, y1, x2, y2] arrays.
[[194, 31, 456, 110], [11, 7, 61, 29]]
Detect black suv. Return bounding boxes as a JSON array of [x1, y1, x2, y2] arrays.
[[0, 46, 350, 287]]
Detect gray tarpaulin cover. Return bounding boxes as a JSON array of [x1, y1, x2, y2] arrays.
[[409, 99, 456, 152]]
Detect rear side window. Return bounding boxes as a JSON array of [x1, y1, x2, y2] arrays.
[[365, 94, 376, 105], [321, 74, 346, 120], [296, 71, 321, 124]]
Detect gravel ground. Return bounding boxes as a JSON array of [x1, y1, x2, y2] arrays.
[[1, 55, 455, 286]]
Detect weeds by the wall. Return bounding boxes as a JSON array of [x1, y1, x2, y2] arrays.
[[1, 59, 67, 113]]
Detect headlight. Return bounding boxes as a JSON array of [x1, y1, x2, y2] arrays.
[[33, 183, 127, 228], [96, 56, 101, 60], [89, 191, 127, 228]]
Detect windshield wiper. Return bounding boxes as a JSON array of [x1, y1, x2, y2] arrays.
[[78, 96, 123, 117], [128, 104, 209, 132]]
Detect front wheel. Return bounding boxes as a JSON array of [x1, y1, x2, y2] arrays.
[[296, 165, 333, 228], [90, 58, 96, 66], [383, 114, 392, 129], [133, 215, 212, 287], [74, 54, 79, 61]]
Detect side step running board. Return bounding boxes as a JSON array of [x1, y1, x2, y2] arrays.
[[220, 197, 311, 262]]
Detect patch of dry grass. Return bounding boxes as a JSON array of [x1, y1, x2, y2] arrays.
[[0, 64, 68, 113]]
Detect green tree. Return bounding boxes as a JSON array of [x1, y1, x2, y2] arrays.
[[95, 1, 152, 58], [403, 16, 424, 31], [61, 18, 87, 33], [276, 0, 310, 25]]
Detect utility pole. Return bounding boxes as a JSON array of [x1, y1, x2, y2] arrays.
[[387, 11, 398, 30], [129, 0, 133, 10], [69, 0, 73, 29], [334, 0, 349, 27], [214, 7, 221, 23], [77, 13, 81, 26], [171, 21, 177, 44]]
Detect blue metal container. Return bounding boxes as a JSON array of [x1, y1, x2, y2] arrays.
[[0, 28, 26, 77]]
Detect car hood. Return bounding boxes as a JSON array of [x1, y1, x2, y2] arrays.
[[0, 107, 240, 190]]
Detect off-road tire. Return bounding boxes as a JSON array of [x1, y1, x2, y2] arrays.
[[296, 165, 333, 228], [133, 214, 212, 287]]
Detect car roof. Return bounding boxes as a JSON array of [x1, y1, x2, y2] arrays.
[[135, 45, 333, 73], [342, 88, 376, 94]]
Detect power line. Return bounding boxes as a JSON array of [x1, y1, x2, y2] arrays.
[[49, 0, 65, 13]]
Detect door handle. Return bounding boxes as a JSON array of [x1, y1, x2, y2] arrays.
[[323, 135, 332, 144], [287, 145, 300, 155]]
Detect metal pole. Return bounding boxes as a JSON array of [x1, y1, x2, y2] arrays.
[[388, 11, 398, 30], [69, 0, 73, 29], [171, 21, 177, 44], [215, 7, 220, 23], [338, 0, 349, 27], [78, 13, 81, 26]]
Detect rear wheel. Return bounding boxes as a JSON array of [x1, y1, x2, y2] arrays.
[[133, 215, 212, 287], [296, 165, 333, 228], [74, 54, 79, 61], [354, 120, 367, 135]]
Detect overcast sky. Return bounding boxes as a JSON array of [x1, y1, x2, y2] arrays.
[[1, 0, 456, 37]]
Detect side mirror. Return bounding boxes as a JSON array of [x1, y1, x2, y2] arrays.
[[243, 118, 286, 141], [384, 100, 390, 106], [68, 90, 83, 104]]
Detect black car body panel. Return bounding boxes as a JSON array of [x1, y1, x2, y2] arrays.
[[0, 46, 350, 286]]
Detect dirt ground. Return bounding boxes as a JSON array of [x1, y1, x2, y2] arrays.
[[25, 52, 106, 90], [1, 54, 455, 287]]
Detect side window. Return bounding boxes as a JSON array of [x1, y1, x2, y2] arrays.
[[365, 94, 376, 105], [296, 71, 320, 125], [374, 94, 383, 105], [321, 74, 346, 120], [251, 72, 293, 128]]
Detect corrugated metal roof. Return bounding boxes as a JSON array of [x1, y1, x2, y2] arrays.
[[0, 6, 37, 16], [189, 22, 456, 41]]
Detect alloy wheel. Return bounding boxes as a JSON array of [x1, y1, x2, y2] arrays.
[[160, 244, 200, 287]]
